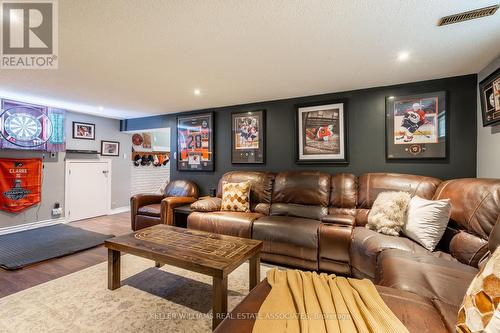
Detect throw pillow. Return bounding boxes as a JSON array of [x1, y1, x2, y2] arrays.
[[221, 181, 251, 212], [457, 247, 500, 333], [402, 196, 451, 251], [366, 191, 411, 236], [190, 197, 222, 212]]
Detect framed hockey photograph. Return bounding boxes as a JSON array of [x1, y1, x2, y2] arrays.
[[479, 66, 500, 127], [100, 140, 120, 156], [386, 91, 447, 160], [72, 121, 95, 140], [296, 101, 348, 164], [177, 112, 214, 171], [231, 110, 265, 164]]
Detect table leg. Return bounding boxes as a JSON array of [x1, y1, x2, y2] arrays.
[[107, 249, 121, 290], [249, 253, 260, 291], [155, 261, 164, 268], [212, 276, 228, 330]]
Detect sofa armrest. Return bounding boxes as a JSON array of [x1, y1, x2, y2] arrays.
[[190, 197, 222, 212], [321, 214, 355, 226], [161, 196, 198, 225]]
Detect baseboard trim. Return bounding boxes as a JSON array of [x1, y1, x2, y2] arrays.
[[109, 206, 130, 215], [0, 217, 67, 236]]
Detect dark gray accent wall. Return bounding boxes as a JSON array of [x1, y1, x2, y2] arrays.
[[123, 74, 477, 195]]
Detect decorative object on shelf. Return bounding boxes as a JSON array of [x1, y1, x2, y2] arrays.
[[0, 99, 66, 152], [296, 100, 348, 164], [386, 91, 447, 160], [479, 66, 500, 127], [231, 110, 265, 164], [0, 158, 42, 213], [142, 132, 152, 149], [72, 121, 95, 140], [131, 133, 143, 146], [100, 140, 120, 156], [177, 112, 214, 171]]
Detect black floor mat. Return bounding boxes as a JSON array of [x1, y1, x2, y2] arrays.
[[0, 223, 113, 270]]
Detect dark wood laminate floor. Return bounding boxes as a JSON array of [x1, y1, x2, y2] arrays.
[[0, 212, 131, 299]]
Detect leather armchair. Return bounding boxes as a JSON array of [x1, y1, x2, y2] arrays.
[[131, 180, 199, 231]]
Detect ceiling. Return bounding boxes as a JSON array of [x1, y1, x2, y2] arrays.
[[0, 0, 499, 119]]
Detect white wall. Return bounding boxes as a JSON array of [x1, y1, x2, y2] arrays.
[[477, 54, 500, 178]]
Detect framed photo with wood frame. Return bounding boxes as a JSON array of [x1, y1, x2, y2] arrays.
[[386, 91, 447, 160], [177, 112, 214, 171], [479, 66, 500, 127], [296, 100, 348, 164], [231, 110, 265, 164]]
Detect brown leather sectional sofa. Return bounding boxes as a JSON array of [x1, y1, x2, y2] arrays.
[[187, 171, 500, 332]]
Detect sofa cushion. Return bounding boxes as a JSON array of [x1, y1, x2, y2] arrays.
[[432, 299, 459, 333], [252, 215, 320, 262], [358, 173, 441, 209], [366, 191, 411, 236], [214, 280, 449, 333], [187, 211, 263, 238], [350, 227, 439, 279], [330, 173, 357, 209], [137, 204, 161, 217], [221, 181, 251, 212], [376, 249, 478, 306], [272, 171, 330, 206], [216, 171, 275, 205]]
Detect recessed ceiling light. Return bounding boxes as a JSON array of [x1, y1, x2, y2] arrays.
[[194, 89, 201, 96], [98, 106, 104, 111], [397, 51, 409, 61]]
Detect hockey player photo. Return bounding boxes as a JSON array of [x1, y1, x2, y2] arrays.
[[234, 115, 260, 149], [393, 98, 438, 144]]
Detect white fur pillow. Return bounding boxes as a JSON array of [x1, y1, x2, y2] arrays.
[[366, 191, 411, 236], [402, 196, 451, 251]]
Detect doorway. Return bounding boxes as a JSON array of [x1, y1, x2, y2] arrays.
[[65, 160, 112, 222]]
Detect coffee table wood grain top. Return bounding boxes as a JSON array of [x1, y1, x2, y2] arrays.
[[105, 224, 263, 330]]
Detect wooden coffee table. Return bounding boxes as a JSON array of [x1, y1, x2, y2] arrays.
[[104, 224, 263, 330]]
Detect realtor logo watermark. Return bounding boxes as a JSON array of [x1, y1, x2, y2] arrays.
[[1, 0, 58, 69]]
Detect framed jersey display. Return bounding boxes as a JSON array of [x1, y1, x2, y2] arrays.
[[479, 66, 500, 127], [0, 99, 66, 152], [296, 101, 348, 164], [177, 112, 214, 171], [386, 91, 447, 159], [231, 110, 265, 164]]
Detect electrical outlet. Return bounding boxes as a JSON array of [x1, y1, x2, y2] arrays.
[[52, 207, 63, 215]]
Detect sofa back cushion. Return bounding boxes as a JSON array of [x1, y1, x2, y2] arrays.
[[270, 171, 330, 220], [355, 173, 441, 226], [164, 180, 199, 198], [329, 173, 357, 216], [434, 178, 500, 266], [216, 171, 275, 206]]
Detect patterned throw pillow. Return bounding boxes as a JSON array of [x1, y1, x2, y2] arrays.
[[221, 181, 251, 212], [457, 247, 500, 333]]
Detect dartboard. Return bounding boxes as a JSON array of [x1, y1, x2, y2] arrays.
[[0, 107, 52, 147]]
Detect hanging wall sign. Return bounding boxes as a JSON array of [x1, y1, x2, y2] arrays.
[[0, 158, 42, 213]]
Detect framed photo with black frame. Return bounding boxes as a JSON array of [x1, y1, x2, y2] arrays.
[[479, 66, 500, 127], [295, 100, 348, 164], [177, 112, 214, 171], [231, 110, 265, 164], [386, 91, 447, 160], [100, 140, 120, 156], [72, 121, 95, 140]]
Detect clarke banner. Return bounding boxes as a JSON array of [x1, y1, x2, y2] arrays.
[[0, 158, 42, 213]]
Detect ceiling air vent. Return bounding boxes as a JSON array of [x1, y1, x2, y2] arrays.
[[438, 5, 499, 26]]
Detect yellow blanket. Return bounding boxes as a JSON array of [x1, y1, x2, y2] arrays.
[[252, 269, 409, 333]]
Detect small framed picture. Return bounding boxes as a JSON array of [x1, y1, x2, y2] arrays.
[[231, 110, 265, 164], [100, 140, 120, 156], [72, 121, 95, 140], [386, 91, 447, 159], [296, 101, 348, 164], [479, 67, 500, 127]]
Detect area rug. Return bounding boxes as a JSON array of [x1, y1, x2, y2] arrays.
[[0, 254, 272, 332], [0, 224, 113, 270]]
